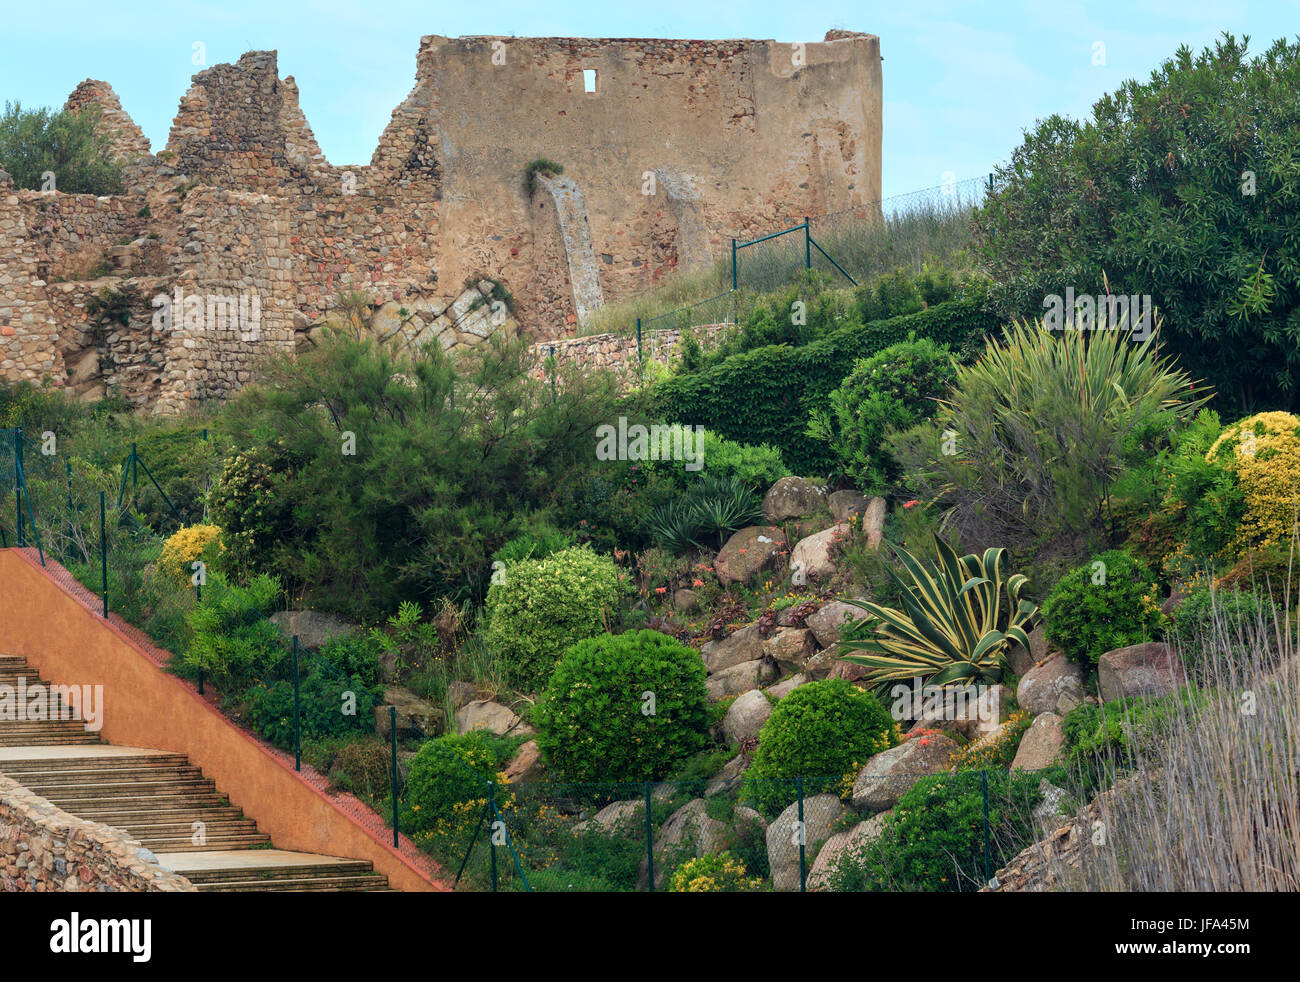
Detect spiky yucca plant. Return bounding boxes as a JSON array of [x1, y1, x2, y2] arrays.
[[837, 537, 1039, 691]]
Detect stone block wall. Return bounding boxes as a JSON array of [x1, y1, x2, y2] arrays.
[[1, 773, 195, 892]]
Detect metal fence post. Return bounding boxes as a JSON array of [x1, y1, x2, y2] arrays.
[[488, 780, 499, 892], [644, 780, 655, 892], [130, 441, 137, 506], [548, 346, 556, 404], [292, 635, 301, 771], [99, 491, 108, 617], [15, 428, 23, 547], [804, 217, 811, 270], [731, 238, 738, 290], [981, 769, 992, 884], [636, 318, 643, 367], [797, 776, 807, 893], [389, 706, 399, 847], [64, 460, 73, 559]]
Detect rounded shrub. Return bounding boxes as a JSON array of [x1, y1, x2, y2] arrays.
[[158, 523, 223, 585], [404, 732, 503, 832], [244, 663, 380, 752], [483, 545, 624, 691], [809, 335, 955, 493], [1042, 549, 1164, 664], [668, 852, 763, 892], [743, 678, 899, 817], [1168, 585, 1276, 673], [534, 629, 709, 784], [1206, 411, 1300, 552]]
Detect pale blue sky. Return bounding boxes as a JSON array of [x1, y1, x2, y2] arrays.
[[3, 0, 1297, 200]]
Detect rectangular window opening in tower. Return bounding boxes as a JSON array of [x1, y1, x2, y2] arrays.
[[583, 69, 597, 94]]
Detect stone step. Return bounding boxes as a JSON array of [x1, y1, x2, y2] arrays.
[[192, 874, 390, 892]]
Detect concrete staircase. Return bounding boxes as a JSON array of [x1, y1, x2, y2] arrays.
[[0, 654, 391, 892]]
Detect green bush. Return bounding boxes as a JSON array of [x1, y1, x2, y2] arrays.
[[807, 335, 956, 492], [404, 732, 507, 832], [244, 663, 380, 752], [178, 573, 285, 692], [1168, 586, 1275, 673], [645, 425, 789, 493], [1042, 549, 1164, 664], [1060, 690, 1202, 792], [1159, 409, 1246, 564], [317, 632, 385, 689], [0, 101, 123, 195], [827, 771, 1044, 892], [668, 852, 763, 891], [653, 298, 999, 474], [643, 473, 763, 553], [742, 679, 899, 817], [534, 629, 709, 784], [491, 521, 574, 566], [483, 546, 625, 691]]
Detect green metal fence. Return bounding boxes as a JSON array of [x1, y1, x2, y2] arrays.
[[390, 765, 1060, 893]]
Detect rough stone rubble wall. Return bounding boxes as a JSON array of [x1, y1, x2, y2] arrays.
[[1, 773, 195, 892], [0, 31, 880, 412]]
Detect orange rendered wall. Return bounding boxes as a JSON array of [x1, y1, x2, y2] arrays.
[[0, 549, 447, 893]]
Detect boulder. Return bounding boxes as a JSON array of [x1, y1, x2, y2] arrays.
[[790, 523, 850, 582], [767, 794, 845, 892], [807, 811, 890, 891], [705, 753, 750, 797], [573, 799, 642, 835], [828, 490, 870, 522], [1098, 642, 1186, 702], [706, 658, 779, 699], [268, 610, 356, 650], [1007, 625, 1049, 678], [1010, 713, 1064, 771], [1160, 591, 1186, 618], [861, 496, 888, 548], [723, 690, 772, 747], [762, 476, 828, 522], [762, 628, 816, 674], [766, 674, 807, 699], [1017, 652, 1086, 715], [446, 680, 481, 709], [805, 599, 867, 648], [503, 740, 545, 784], [672, 588, 699, 612], [701, 623, 765, 674], [641, 799, 728, 890], [828, 659, 870, 683], [454, 698, 535, 737], [906, 683, 1011, 740], [851, 732, 958, 811], [376, 687, 443, 739], [714, 526, 787, 586]]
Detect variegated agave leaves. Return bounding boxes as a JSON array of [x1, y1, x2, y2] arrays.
[[837, 537, 1039, 692]]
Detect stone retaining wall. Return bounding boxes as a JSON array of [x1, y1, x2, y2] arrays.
[[0, 773, 195, 892]]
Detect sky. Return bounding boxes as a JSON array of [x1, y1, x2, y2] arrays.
[[3, 0, 1298, 201]]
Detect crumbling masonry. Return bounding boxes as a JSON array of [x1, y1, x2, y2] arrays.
[[0, 31, 881, 412]]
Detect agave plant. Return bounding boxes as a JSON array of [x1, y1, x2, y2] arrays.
[[837, 537, 1039, 691], [644, 474, 763, 553]]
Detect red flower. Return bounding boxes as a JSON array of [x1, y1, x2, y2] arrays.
[[903, 499, 919, 509]]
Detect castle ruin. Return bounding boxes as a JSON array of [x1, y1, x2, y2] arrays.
[[0, 30, 882, 412]]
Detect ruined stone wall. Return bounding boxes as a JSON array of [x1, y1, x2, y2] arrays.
[[0, 30, 880, 412]]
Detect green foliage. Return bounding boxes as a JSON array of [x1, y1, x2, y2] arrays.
[[1042, 549, 1164, 664], [554, 460, 679, 553], [973, 34, 1300, 411], [807, 335, 956, 492], [404, 732, 503, 832], [244, 663, 380, 751], [316, 631, 385, 688], [524, 158, 564, 195], [212, 330, 624, 617], [668, 852, 763, 891], [491, 521, 574, 566], [1167, 586, 1275, 672], [1159, 410, 1246, 563], [644, 425, 789, 493], [0, 101, 123, 195], [839, 538, 1038, 692], [534, 630, 709, 784], [1060, 690, 1202, 792], [179, 573, 284, 692], [483, 546, 625, 691], [828, 771, 1043, 891], [653, 298, 999, 474], [743, 679, 899, 817], [888, 319, 1207, 554], [644, 473, 763, 553]]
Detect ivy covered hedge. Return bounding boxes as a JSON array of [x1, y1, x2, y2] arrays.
[[650, 298, 1000, 474]]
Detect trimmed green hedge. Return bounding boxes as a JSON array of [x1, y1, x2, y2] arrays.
[[652, 299, 999, 473]]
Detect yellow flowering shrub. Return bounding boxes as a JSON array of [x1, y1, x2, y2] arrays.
[[668, 852, 763, 892], [1207, 411, 1300, 551], [949, 709, 1033, 771], [158, 523, 223, 584]]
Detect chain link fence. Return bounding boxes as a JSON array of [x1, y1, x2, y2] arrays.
[[392, 765, 1065, 893]]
